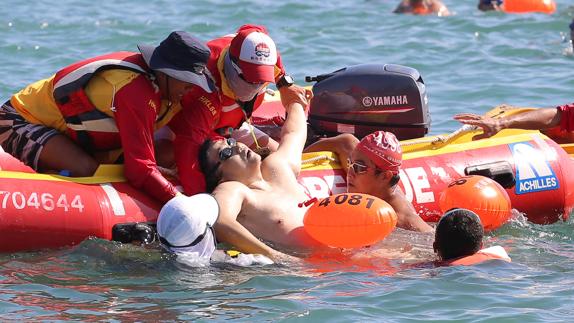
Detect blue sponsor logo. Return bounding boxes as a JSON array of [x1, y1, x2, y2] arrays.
[[510, 142, 559, 195]]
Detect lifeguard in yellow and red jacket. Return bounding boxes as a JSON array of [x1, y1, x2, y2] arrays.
[[0, 31, 212, 204]]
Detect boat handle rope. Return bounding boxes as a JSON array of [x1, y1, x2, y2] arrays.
[[301, 154, 337, 166], [400, 124, 477, 148]]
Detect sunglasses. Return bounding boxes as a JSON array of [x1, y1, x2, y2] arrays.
[[347, 158, 371, 175], [207, 138, 238, 179], [159, 223, 216, 249], [218, 138, 237, 162]]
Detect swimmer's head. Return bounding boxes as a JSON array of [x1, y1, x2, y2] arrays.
[[433, 208, 484, 260], [478, 0, 503, 11], [157, 194, 219, 259], [356, 131, 402, 176]]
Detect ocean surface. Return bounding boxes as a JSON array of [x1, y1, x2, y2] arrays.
[[1, 0, 574, 321]]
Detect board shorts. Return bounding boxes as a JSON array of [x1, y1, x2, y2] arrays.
[[0, 101, 60, 169]]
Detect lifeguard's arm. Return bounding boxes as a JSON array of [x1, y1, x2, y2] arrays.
[[114, 74, 179, 204], [170, 89, 221, 195], [453, 108, 562, 140], [212, 184, 287, 261]]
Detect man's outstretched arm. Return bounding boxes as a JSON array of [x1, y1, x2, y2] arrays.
[[454, 107, 563, 140], [271, 86, 310, 174]]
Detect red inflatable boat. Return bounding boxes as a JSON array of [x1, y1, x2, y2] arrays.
[[2, 63, 573, 253], [0, 154, 161, 253]]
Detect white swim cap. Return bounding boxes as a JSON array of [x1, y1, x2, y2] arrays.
[[157, 193, 219, 258]]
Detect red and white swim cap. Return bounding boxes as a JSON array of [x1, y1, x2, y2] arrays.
[[357, 131, 402, 175]]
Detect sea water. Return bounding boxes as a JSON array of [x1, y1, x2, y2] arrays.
[[0, 0, 573, 321]]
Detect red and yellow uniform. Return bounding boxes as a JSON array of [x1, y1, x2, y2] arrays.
[[169, 32, 286, 195], [9, 52, 180, 203]]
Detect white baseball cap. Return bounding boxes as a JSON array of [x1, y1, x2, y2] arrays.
[[229, 24, 278, 83], [157, 194, 219, 258]]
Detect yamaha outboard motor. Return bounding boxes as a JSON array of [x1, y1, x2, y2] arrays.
[[306, 64, 430, 140]]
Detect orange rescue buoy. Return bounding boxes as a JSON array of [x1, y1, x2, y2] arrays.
[[439, 175, 512, 231], [303, 193, 397, 248], [502, 0, 556, 14]]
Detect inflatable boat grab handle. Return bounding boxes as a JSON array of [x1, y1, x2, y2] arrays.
[[465, 161, 516, 189], [400, 124, 477, 150]]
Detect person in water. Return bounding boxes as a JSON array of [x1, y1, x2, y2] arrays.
[[570, 19, 574, 52], [0, 31, 211, 204], [434, 208, 511, 266], [478, 0, 502, 11], [156, 193, 274, 266], [198, 89, 317, 260], [346, 131, 434, 232], [453, 103, 574, 140], [153, 24, 312, 195], [394, 0, 450, 16]]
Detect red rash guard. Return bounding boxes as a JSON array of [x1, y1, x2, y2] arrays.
[[114, 74, 180, 203], [168, 87, 220, 195], [558, 103, 574, 132]]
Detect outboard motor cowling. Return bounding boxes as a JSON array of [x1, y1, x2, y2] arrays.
[[306, 64, 430, 140]]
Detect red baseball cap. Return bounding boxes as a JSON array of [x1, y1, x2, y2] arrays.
[[229, 24, 278, 83], [357, 131, 402, 175]]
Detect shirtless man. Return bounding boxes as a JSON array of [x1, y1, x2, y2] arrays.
[[347, 131, 434, 232], [394, 0, 450, 16], [198, 90, 319, 260]]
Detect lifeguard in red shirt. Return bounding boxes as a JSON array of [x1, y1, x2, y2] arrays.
[[0, 31, 212, 204], [160, 24, 312, 195]]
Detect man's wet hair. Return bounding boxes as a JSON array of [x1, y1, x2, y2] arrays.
[[198, 139, 221, 193], [434, 208, 484, 260]]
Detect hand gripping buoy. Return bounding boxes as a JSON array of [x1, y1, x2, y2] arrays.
[[303, 193, 397, 248], [502, 0, 556, 14], [439, 175, 512, 231]]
